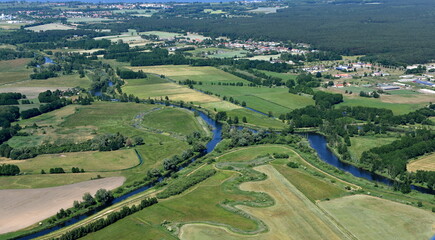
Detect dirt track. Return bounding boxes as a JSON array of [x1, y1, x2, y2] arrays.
[[0, 177, 125, 234]]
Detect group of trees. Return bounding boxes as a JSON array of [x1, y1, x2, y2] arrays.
[[116, 69, 147, 79], [156, 169, 216, 199], [22, 90, 72, 120], [0, 132, 140, 160], [0, 48, 34, 61], [0, 92, 23, 105], [50, 189, 114, 225], [361, 130, 435, 179], [0, 164, 20, 176]]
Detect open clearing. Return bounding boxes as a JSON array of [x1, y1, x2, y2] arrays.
[[319, 194, 435, 240], [407, 153, 435, 172], [0, 177, 125, 234], [180, 165, 349, 240]]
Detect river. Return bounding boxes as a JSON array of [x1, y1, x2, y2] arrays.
[[305, 133, 435, 195], [17, 106, 433, 239]]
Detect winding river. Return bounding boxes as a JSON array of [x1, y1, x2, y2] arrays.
[[17, 106, 433, 239]]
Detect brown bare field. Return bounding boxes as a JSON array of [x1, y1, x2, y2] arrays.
[[0, 177, 125, 234], [319, 194, 435, 240], [407, 153, 435, 172], [180, 165, 350, 240]]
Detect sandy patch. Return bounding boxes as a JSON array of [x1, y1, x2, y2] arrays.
[[0, 177, 125, 234]]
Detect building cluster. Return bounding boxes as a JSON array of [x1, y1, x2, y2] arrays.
[[220, 40, 292, 53]]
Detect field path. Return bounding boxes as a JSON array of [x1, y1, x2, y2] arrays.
[[180, 165, 353, 240], [0, 177, 125, 234]]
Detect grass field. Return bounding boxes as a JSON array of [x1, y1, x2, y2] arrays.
[[196, 84, 314, 115], [122, 77, 222, 104], [217, 145, 292, 162], [128, 65, 249, 84], [0, 58, 33, 84], [82, 170, 259, 240], [319, 194, 435, 240], [67, 17, 113, 23], [140, 31, 209, 41], [218, 145, 346, 202], [121, 74, 286, 129], [258, 70, 297, 82], [25, 23, 75, 32], [407, 153, 435, 172], [349, 135, 397, 160], [4, 102, 198, 188], [338, 97, 423, 115], [0, 149, 139, 174], [140, 108, 206, 136], [181, 165, 348, 240], [0, 73, 91, 98], [273, 164, 346, 202]]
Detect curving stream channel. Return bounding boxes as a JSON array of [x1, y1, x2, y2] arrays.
[[17, 106, 433, 239]]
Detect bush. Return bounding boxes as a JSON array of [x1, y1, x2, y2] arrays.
[[157, 169, 216, 199], [0, 164, 20, 175], [287, 162, 299, 168]]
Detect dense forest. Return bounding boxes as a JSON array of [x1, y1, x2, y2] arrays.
[[99, 0, 435, 65]]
